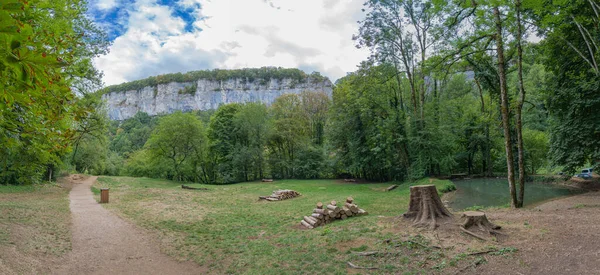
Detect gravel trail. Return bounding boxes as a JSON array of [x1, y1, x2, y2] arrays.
[[53, 176, 204, 275]]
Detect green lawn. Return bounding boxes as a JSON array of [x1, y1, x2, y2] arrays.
[[93, 177, 459, 274]]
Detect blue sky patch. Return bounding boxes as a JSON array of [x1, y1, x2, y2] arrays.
[[89, 0, 200, 41]]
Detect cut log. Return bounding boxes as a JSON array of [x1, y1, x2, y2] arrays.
[[386, 184, 399, 191], [313, 208, 326, 214], [330, 200, 337, 206], [316, 202, 323, 209], [357, 209, 368, 216], [341, 214, 347, 220], [300, 220, 314, 229], [304, 216, 318, 226], [327, 204, 339, 212], [265, 197, 279, 201], [346, 203, 359, 213], [262, 179, 274, 182], [311, 213, 323, 220], [343, 206, 353, 216], [328, 211, 336, 218], [403, 185, 452, 229], [346, 197, 354, 203]]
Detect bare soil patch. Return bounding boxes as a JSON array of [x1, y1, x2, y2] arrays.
[[470, 191, 600, 274]]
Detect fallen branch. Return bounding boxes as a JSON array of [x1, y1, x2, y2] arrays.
[[352, 251, 379, 256], [390, 239, 442, 249], [386, 184, 399, 191], [454, 257, 485, 274], [347, 262, 379, 270], [460, 226, 489, 241], [467, 250, 496, 256], [181, 185, 208, 190]]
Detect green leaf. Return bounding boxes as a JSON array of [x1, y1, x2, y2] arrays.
[[9, 39, 19, 50]]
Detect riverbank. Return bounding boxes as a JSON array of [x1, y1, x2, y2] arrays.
[[472, 191, 600, 274]]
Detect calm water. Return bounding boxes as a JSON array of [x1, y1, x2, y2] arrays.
[[448, 178, 585, 210]]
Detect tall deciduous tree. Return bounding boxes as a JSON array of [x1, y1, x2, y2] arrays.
[[146, 112, 207, 181], [537, 0, 600, 173], [0, 0, 109, 184]]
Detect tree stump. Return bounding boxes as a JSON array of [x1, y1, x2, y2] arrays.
[[403, 185, 452, 229], [459, 211, 505, 241]]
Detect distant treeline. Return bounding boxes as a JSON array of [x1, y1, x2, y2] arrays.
[[98, 67, 329, 95]]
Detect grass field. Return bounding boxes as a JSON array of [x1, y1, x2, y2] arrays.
[[92, 177, 472, 274], [0, 183, 71, 274]]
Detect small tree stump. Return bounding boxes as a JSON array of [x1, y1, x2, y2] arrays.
[[459, 211, 506, 241], [459, 211, 502, 241], [403, 185, 452, 229]]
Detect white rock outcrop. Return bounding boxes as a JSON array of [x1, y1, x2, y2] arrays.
[[102, 77, 333, 120]]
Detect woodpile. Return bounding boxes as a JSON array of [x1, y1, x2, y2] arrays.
[[262, 179, 274, 182], [259, 189, 301, 201], [344, 179, 357, 182], [300, 197, 368, 229]]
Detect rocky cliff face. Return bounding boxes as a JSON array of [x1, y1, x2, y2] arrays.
[[102, 77, 333, 120]]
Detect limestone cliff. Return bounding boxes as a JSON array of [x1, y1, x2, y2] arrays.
[[102, 77, 333, 120]]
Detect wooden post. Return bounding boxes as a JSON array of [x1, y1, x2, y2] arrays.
[[100, 188, 109, 203]]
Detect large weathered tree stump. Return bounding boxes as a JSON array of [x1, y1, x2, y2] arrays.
[[403, 185, 452, 229], [459, 211, 503, 241]]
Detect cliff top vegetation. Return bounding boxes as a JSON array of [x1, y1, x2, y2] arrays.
[[97, 67, 330, 95]]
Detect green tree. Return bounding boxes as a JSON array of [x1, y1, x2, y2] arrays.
[[0, 0, 109, 184], [146, 112, 207, 181], [538, 0, 600, 173]]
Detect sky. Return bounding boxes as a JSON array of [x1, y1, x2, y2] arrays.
[[88, 0, 371, 86]]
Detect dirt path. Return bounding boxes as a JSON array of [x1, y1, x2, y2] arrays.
[[471, 191, 600, 274], [53, 176, 205, 275]]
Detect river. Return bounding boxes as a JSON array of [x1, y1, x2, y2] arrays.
[[447, 178, 584, 210]]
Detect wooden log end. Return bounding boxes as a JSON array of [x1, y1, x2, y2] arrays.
[[300, 220, 314, 229]]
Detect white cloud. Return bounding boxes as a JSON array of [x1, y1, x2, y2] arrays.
[[95, 0, 119, 10], [93, 0, 369, 86]]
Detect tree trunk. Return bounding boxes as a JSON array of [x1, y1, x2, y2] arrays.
[[403, 185, 452, 229], [474, 78, 492, 177], [515, 0, 526, 208], [494, 6, 518, 208]]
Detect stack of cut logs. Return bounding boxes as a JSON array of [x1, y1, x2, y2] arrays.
[[259, 190, 301, 201], [300, 197, 368, 229]]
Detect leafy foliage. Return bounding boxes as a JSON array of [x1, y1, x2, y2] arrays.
[[0, 0, 109, 184], [539, 0, 600, 173]]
